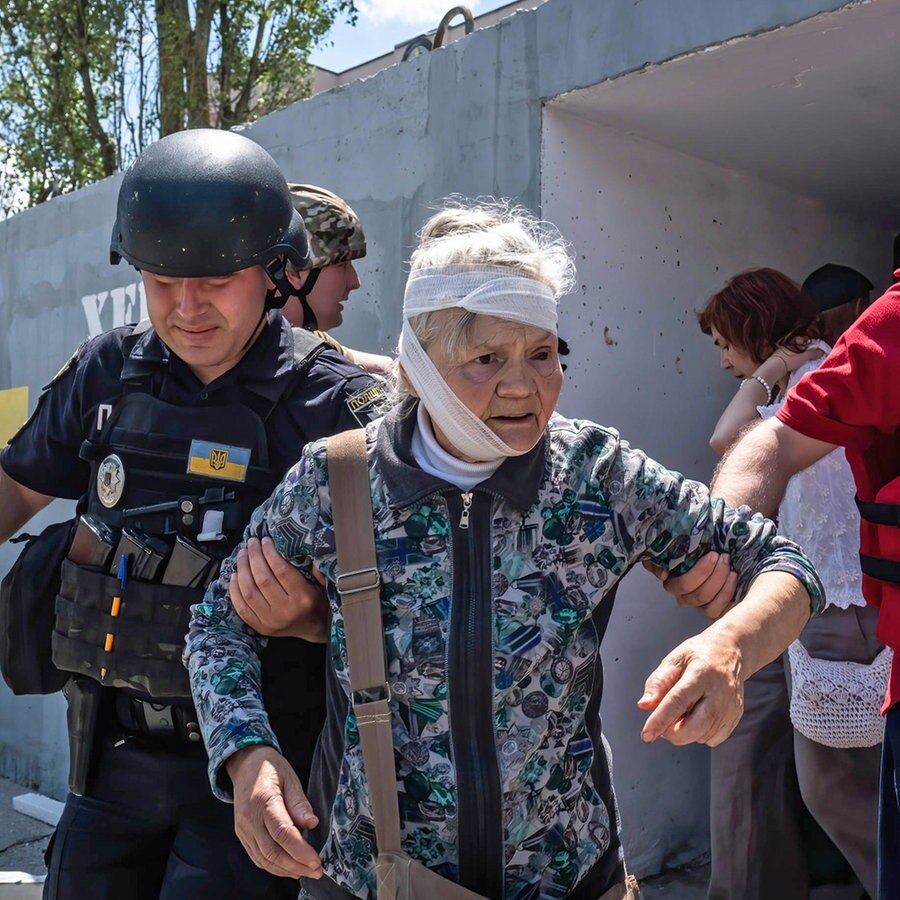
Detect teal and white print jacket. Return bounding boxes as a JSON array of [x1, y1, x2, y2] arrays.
[[186, 403, 824, 900]]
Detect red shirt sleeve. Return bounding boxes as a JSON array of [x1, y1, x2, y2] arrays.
[[776, 287, 900, 450]]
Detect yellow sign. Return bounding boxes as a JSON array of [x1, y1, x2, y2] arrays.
[[0, 387, 29, 446]]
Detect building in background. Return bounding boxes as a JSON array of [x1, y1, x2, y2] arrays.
[[309, 1, 546, 95]]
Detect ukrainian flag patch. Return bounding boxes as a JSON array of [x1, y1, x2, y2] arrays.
[[187, 440, 251, 482]]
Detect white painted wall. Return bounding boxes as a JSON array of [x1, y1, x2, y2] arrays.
[[541, 104, 894, 873]]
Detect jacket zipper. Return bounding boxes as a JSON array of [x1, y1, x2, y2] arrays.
[[459, 491, 472, 528], [447, 490, 504, 898]]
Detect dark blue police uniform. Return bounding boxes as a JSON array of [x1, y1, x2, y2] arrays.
[[0, 312, 383, 900]]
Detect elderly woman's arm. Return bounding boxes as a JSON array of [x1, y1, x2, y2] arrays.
[[592, 429, 824, 746], [186, 446, 325, 794], [603, 435, 824, 615], [185, 445, 327, 876]]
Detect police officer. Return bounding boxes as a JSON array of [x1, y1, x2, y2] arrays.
[[0, 129, 384, 899]]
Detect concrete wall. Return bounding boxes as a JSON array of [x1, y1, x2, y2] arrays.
[[310, 0, 546, 95], [0, 0, 864, 876], [541, 106, 894, 871]]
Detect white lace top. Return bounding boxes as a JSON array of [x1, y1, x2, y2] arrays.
[[758, 343, 889, 748], [758, 342, 864, 611]]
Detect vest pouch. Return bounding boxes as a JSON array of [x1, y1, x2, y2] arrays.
[[0, 519, 75, 695], [52, 559, 200, 699]]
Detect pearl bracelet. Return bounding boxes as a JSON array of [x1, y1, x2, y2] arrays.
[[740, 374, 773, 404]]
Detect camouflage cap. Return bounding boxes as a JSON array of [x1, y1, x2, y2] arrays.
[[287, 184, 366, 270]]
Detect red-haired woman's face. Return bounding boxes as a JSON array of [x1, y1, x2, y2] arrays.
[[710, 326, 757, 379]]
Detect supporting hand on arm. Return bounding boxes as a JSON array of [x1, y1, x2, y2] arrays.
[[230, 536, 330, 642], [644, 551, 739, 620]]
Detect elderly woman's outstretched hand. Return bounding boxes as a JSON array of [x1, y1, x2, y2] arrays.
[[637, 569, 811, 746], [637, 631, 744, 747]]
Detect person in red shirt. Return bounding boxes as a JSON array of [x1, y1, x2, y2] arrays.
[[667, 275, 900, 900]]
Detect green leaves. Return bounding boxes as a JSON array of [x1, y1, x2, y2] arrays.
[[0, 0, 357, 215]]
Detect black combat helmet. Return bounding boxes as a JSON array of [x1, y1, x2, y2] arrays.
[[110, 129, 309, 306]]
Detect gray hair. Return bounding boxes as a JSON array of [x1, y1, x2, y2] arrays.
[[407, 198, 574, 356]]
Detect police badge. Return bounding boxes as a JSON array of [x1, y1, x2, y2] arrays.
[[96, 453, 126, 508]]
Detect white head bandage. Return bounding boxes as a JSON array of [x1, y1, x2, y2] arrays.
[[399, 264, 558, 462]]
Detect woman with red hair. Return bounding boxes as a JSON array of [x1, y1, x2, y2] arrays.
[[698, 267, 884, 900], [698, 267, 825, 454]]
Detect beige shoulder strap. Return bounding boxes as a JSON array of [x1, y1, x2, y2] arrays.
[[327, 429, 402, 853]]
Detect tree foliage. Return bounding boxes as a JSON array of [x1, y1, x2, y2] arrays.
[[0, 0, 356, 216]]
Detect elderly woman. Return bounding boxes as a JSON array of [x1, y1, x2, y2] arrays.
[[186, 201, 824, 900]]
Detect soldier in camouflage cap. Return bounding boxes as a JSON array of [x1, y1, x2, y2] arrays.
[[283, 184, 366, 331]]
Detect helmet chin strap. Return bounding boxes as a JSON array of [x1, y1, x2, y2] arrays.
[[263, 258, 297, 311], [295, 267, 321, 330], [242, 256, 294, 355], [264, 259, 321, 329], [240, 307, 269, 354]]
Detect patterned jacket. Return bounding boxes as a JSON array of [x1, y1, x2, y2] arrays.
[[186, 402, 824, 900]]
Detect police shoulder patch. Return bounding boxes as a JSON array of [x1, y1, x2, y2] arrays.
[[346, 382, 387, 426]]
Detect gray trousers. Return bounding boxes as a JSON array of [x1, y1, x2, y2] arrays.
[[708, 604, 882, 900]]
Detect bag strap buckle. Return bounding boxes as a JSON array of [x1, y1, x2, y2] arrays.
[[336, 567, 380, 596], [352, 682, 393, 709]]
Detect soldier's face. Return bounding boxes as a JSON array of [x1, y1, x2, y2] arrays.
[[142, 267, 268, 385], [282, 261, 361, 331], [307, 261, 361, 331]]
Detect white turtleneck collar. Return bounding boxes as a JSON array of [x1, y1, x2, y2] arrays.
[[410, 402, 502, 491]]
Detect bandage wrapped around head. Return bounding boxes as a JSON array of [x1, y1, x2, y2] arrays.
[[399, 264, 558, 462]]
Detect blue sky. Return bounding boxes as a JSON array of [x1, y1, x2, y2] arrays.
[[309, 0, 516, 72]]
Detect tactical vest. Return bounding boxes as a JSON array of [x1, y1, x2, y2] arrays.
[[52, 325, 328, 701], [857, 494, 900, 586]]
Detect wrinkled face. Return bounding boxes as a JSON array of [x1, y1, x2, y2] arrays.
[[142, 266, 268, 385], [425, 312, 563, 458], [710, 325, 757, 380]]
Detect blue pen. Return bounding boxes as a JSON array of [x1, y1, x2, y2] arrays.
[[101, 554, 129, 679], [117, 553, 129, 589]]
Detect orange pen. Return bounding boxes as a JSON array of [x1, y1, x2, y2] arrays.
[[101, 554, 128, 680]]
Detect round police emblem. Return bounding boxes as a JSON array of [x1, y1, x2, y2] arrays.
[[96, 454, 126, 508], [522, 690, 549, 719]]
